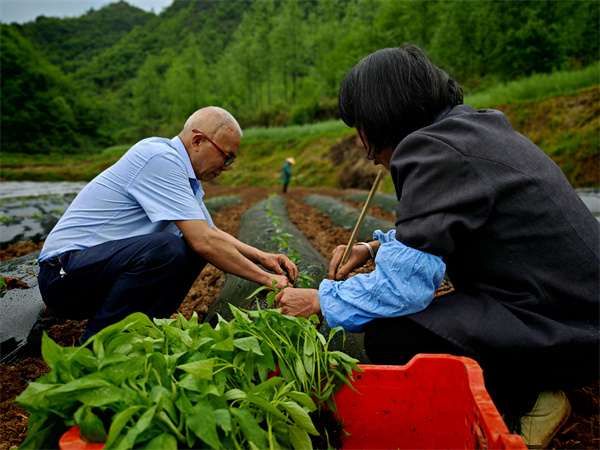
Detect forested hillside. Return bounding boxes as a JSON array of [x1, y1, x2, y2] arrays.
[[1, 0, 598, 156]]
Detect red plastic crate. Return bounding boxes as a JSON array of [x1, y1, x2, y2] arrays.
[[334, 354, 527, 449]]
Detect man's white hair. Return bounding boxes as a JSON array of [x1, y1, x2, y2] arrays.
[[184, 106, 243, 137]]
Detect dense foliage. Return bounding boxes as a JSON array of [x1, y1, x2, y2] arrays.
[[1, 0, 598, 155], [16, 307, 361, 449]]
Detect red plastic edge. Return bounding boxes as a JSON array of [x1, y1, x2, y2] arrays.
[[351, 354, 528, 450], [58, 426, 106, 450]]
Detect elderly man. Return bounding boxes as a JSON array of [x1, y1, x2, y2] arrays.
[[39, 106, 297, 342]]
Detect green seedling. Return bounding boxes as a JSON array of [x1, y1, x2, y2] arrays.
[[247, 273, 316, 308], [0, 277, 7, 298], [15, 307, 361, 449]]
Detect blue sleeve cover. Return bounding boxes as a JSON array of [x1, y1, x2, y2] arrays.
[[319, 230, 446, 333]]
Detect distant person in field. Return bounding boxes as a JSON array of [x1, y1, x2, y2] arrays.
[[275, 45, 599, 448], [38, 106, 298, 342], [280, 157, 295, 193]]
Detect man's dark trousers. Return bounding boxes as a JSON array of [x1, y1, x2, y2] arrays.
[[38, 233, 207, 341]]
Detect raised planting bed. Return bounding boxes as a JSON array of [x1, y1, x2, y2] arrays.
[[342, 192, 398, 214], [303, 194, 395, 242], [203, 194, 370, 364], [203, 194, 243, 214]]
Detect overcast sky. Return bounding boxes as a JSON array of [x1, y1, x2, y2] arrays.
[[0, 0, 174, 24]]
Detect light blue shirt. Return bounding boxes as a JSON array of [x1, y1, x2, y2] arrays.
[[319, 230, 446, 332], [39, 136, 213, 262]]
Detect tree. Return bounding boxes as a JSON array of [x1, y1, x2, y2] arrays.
[[0, 25, 103, 154]]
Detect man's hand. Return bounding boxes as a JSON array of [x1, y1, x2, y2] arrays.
[[260, 253, 298, 283], [270, 274, 293, 291], [275, 288, 321, 318]]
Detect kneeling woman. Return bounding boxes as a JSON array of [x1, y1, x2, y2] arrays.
[[275, 45, 599, 449]]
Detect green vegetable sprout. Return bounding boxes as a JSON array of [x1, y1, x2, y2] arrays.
[[15, 307, 361, 449], [0, 277, 7, 298]]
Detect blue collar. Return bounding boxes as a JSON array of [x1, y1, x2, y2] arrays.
[[171, 136, 200, 196]]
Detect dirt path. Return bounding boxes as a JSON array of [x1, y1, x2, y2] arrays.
[[1, 185, 598, 449]]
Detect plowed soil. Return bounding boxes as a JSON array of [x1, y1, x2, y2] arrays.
[[1, 185, 597, 449]]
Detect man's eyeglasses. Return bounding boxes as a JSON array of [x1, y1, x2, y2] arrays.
[[192, 129, 235, 166]]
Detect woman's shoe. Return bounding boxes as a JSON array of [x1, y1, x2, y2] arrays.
[[521, 391, 571, 449]]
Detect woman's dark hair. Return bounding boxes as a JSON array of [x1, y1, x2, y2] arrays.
[[338, 45, 463, 157]]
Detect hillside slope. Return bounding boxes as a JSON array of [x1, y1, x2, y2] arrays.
[[226, 86, 599, 192], [1, 87, 598, 189]]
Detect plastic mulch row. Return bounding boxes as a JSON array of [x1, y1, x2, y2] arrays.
[[203, 194, 370, 364]]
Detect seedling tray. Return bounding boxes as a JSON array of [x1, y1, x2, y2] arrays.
[[335, 354, 527, 449]]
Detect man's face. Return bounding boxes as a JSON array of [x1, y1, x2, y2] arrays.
[[191, 128, 240, 182]]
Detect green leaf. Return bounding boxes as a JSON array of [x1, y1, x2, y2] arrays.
[[40, 331, 66, 370], [215, 408, 232, 432], [147, 352, 170, 387], [213, 334, 234, 352], [230, 305, 252, 325], [14, 382, 55, 409], [267, 291, 277, 307], [74, 405, 107, 443], [113, 405, 158, 449], [224, 388, 247, 401], [151, 386, 177, 423], [163, 323, 193, 347], [247, 285, 269, 299], [186, 399, 221, 448], [176, 374, 210, 393], [255, 341, 276, 372], [15, 414, 67, 449], [281, 401, 319, 435], [98, 357, 145, 386], [245, 395, 288, 421], [286, 391, 317, 411], [230, 408, 268, 449], [177, 358, 215, 379], [97, 352, 130, 369], [138, 432, 178, 450], [294, 358, 306, 386], [288, 424, 314, 450], [248, 376, 283, 396], [134, 405, 157, 434], [233, 336, 264, 355], [278, 361, 295, 383], [272, 420, 292, 449], [105, 405, 144, 447], [303, 352, 314, 379], [48, 378, 122, 406], [303, 335, 315, 357]]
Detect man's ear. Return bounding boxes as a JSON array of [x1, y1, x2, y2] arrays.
[[191, 133, 204, 149]]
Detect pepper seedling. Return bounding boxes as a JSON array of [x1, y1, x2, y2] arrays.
[[247, 273, 316, 308]]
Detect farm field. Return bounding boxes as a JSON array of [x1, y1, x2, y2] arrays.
[[1, 184, 598, 449]]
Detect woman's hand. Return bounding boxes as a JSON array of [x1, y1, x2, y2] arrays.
[[329, 242, 376, 280], [275, 288, 321, 318]]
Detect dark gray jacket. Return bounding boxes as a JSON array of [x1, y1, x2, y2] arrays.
[[392, 105, 599, 385]]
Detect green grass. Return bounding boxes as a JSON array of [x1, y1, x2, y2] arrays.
[[465, 64, 599, 109], [1, 66, 597, 188], [242, 119, 351, 141]]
